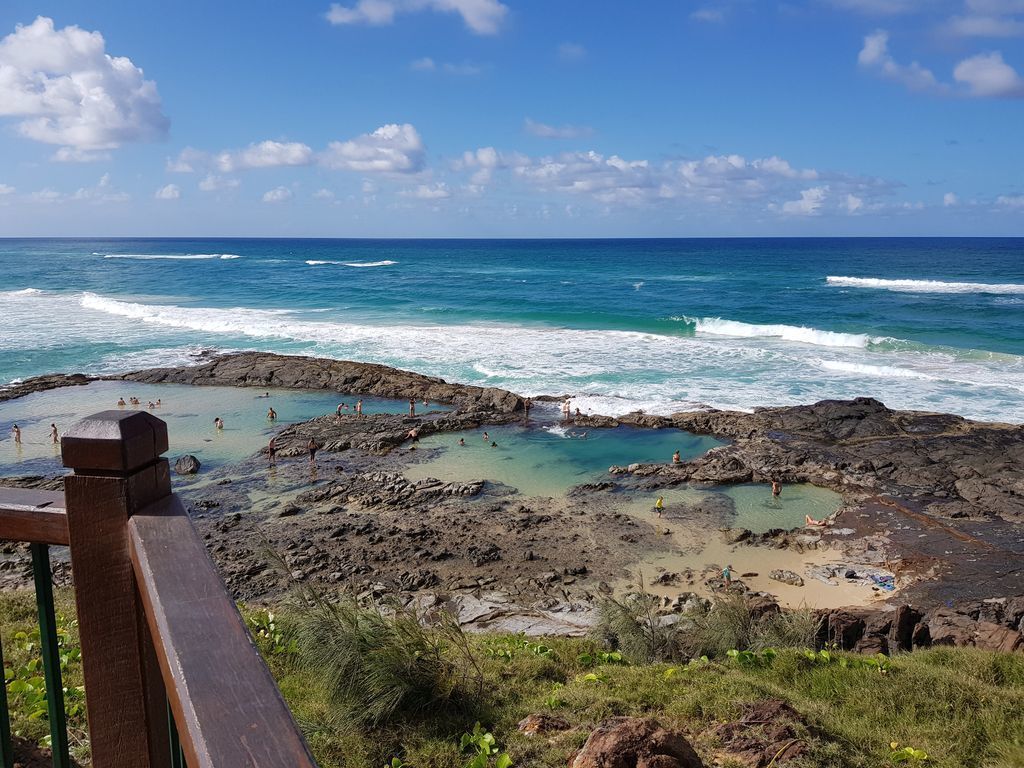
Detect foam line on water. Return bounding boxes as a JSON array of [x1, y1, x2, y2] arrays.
[[305, 260, 398, 267], [687, 316, 882, 349], [99, 253, 241, 260], [826, 276, 1024, 294]]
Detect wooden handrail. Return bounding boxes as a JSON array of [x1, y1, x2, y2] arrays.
[[0, 488, 69, 545], [129, 494, 317, 768]]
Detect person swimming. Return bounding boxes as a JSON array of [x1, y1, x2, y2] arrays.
[[117, 397, 126, 407], [268, 407, 277, 420], [490, 441, 498, 447], [672, 450, 681, 464], [458, 438, 465, 446]]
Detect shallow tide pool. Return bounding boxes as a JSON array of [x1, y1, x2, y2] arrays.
[[0, 380, 438, 475], [403, 423, 725, 497]]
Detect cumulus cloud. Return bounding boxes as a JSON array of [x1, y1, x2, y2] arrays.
[[67, 173, 129, 203], [319, 123, 425, 173], [782, 186, 829, 216], [943, 0, 1024, 37], [845, 194, 864, 212], [944, 191, 959, 206], [313, 188, 335, 199], [953, 51, 1024, 96], [997, 194, 1024, 207], [0, 184, 14, 195], [262, 186, 293, 203], [524, 118, 594, 139], [198, 174, 240, 192], [858, 30, 943, 91], [557, 42, 586, 61], [216, 140, 313, 172], [325, 0, 508, 35], [155, 183, 180, 200], [0, 16, 168, 152]]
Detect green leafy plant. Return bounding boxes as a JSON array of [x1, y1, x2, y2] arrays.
[[544, 682, 564, 710], [483, 635, 554, 662], [890, 742, 929, 763], [726, 647, 778, 667], [576, 650, 627, 667], [247, 609, 298, 656], [460, 722, 512, 768]]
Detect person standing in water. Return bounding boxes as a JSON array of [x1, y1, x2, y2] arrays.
[[655, 496, 664, 518], [11, 425, 21, 444], [409, 398, 416, 417], [267, 407, 277, 421], [214, 417, 224, 430], [50, 424, 59, 444], [355, 399, 363, 417], [117, 398, 126, 407], [771, 480, 782, 497], [307, 438, 318, 467], [267, 436, 277, 465], [672, 450, 681, 464]]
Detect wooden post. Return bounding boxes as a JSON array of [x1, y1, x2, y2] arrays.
[[61, 410, 173, 768]]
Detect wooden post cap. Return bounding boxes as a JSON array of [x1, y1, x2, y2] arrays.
[[61, 411, 169, 473]]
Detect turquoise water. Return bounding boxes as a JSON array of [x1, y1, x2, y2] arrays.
[[628, 483, 842, 533], [0, 381, 434, 476], [2, 238, 1023, 421], [403, 424, 723, 497]]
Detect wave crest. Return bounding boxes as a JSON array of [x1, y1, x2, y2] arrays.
[[100, 253, 241, 260], [827, 276, 1024, 294], [306, 259, 398, 267], [687, 316, 879, 348]]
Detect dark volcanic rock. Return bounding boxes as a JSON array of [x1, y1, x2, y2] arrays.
[[173, 455, 201, 475], [0, 373, 91, 403], [109, 351, 525, 413]]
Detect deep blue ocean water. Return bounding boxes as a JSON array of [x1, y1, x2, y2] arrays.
[[2, 238, 1023, 421]]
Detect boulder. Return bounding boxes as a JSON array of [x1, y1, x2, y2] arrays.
[[769, 570, 804, 587], [570, 717, 704, 768], [173, 455, 201, 475]]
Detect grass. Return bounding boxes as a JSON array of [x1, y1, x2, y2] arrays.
[[2, 589, 1022, 768]]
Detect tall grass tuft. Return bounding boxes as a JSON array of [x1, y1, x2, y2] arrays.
[[592, 592, 686, 663], [294, 596, 482, 727], [752, 604, 822, 650]]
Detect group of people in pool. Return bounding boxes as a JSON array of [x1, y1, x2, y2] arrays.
[[117, 396, 162, 409]]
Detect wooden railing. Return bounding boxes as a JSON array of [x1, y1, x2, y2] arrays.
[[0, 410, 318, 768]]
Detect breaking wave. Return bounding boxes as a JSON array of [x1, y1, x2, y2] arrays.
[[678, 316, 882, 349], [305, 259, 398, 267], [826, 276, 1024, 294], [99, 253, 241, 260]]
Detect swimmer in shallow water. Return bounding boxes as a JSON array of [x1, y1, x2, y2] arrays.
[[672, 450, 681, 464], [268, 407, 277, 421], [458, 438, 465, 446], [50, 424, 59, 444], [772, 480, 782, 497]]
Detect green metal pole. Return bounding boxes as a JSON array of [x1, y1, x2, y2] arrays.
[[30, 544, 69, 768], [0, 632, 13, 768], [167, 699, 185, 768]]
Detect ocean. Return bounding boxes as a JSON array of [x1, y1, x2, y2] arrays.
[[2, 238, 1023, 422]]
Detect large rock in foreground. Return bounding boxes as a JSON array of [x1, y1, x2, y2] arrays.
[[173, 454, 201, 475], [112, 352, 525, 413], [571, 717, 703, 768]]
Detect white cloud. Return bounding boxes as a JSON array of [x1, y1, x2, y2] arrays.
[[319, 123, 425, 173], [167, 147, 206, 173], [70, 173, 129, 203], [262, 186, 293, 203], [325, 0, 508, 34], [858, 30, 943, 92], [0, 184, 14, 195], [845, 193, 864, 212], [155, 183, 180, 200], [691, 8, 725, 22], [313, 188, 335, 199], [557, 42, 586, 61], [944, 191, 959, 206], [953, 51, 1024, 96], [524, 118, 594, 139], [944, 14, 1024, 37], [782, 186, 829, 216], [30, 188, 62, 204], [402, 182, 451, 199], [199, 174, 240, 192], [0, 16, 168, 151], [51, 147, 111, 163], [410, 56, 482, 74], [216, 140, 313, 172], [997, 194, 1024, 207]]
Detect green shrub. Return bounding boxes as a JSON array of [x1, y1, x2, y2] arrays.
[[591, 593, 686, 663]]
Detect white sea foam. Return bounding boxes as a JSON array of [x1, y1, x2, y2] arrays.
[[305, 259, 398, 267], [4, 288, 43, 296], [690, 317, 880, 349], [101, 253, 241, 261], [819, 360, 933, 380], [826, 276, 1024, 294], [4, 289, 1023, 421]]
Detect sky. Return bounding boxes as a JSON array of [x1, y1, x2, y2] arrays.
[[0, 0, 1022, 237]]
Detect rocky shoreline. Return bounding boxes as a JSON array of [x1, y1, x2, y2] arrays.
[[2, 352, 1023, 653]]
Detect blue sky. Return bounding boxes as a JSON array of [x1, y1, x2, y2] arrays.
[[0, 0, 1022, 236]]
